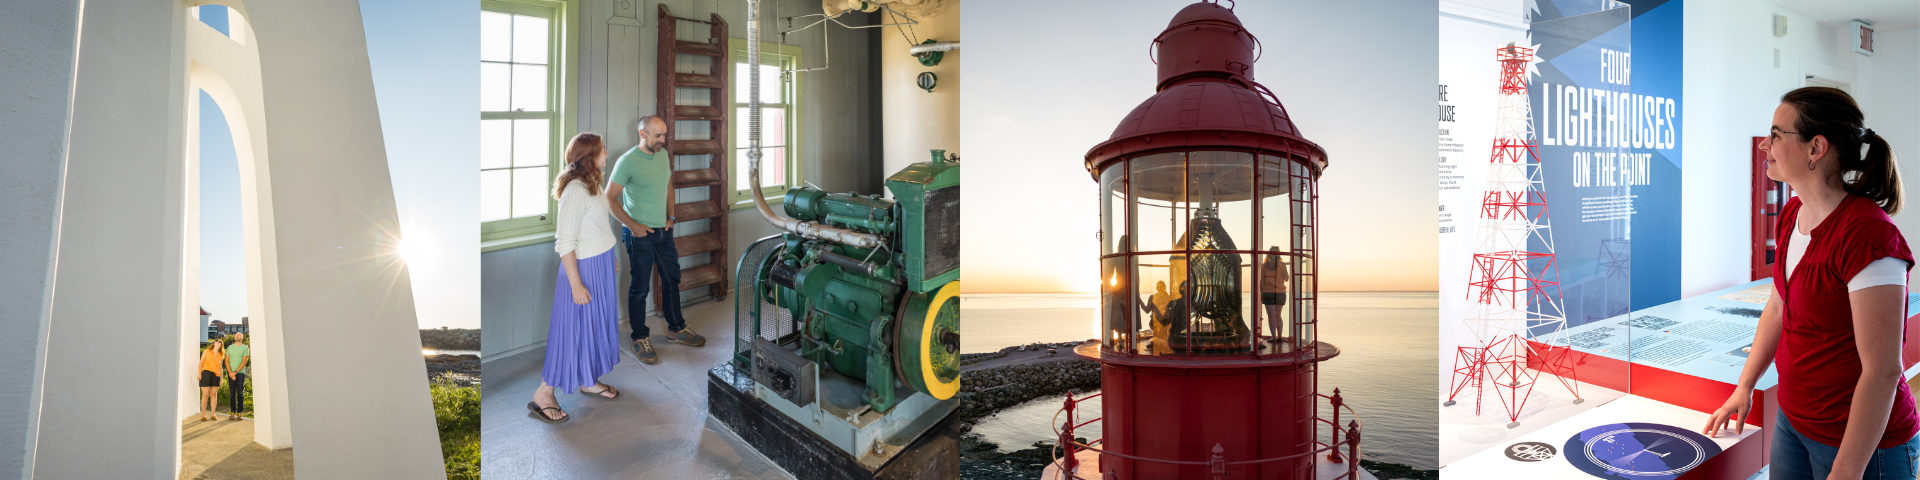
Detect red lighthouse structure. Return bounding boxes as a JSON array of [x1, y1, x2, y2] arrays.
[[1049, 2, 1362, 479]]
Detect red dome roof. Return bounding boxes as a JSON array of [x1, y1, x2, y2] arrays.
[[1084, 2, 1326, 177]]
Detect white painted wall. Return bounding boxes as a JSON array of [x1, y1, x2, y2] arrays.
[[0, 1, 83, 478], [1855, 27, 1920, 249], [881, 0, 959, 177], [1681, 0, 1919, 298], [483, 0, 884, 358]]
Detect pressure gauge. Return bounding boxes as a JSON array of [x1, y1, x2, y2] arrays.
[[918, 71, 937, 92]]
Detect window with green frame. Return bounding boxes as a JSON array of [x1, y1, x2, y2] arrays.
[[480, 0, 569, 241], [728, 39, 803, 207]]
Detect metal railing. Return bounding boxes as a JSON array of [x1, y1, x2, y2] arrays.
[[1048, 390, 1362, 480]]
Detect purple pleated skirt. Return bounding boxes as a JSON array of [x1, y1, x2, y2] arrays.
[[541, 247, 621, 393]]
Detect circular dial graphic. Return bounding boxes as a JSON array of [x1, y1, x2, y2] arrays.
[[1564, 423, 1722, 480]]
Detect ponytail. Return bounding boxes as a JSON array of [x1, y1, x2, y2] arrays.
[[1781, 87, 1903, 215], [1855, 130, 1902, 215]]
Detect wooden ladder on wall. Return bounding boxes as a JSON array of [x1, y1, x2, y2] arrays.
[[655, 4, 727, 303]]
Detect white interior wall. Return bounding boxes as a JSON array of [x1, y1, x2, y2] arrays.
[[1680, 0, 1916, 298], [483, 0, 882, 358], [1855, 27, 1920, 249], [0, 1, 84, 478], [880, 0, 959, 177]]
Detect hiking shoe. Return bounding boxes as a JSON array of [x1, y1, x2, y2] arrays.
[[634, 338, 661, 365], [665, 327, 706, 347]]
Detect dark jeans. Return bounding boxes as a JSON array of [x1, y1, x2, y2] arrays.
[[229, 372, 247, 414], [624, 225, 686, 339], [1772, 409, 1920, 479]]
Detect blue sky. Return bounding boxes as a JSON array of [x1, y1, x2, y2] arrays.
[[197, 3, 478, 328]]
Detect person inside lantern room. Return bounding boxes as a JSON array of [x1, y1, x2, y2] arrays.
[[1141, 280, 1174, 354], [195, 336, 228, 422], [1105, 234, 1134, 350], [528, 133, 624, 424], [606, 115, 705, 366], [1703, 87, 1920, 480], [225, 332, 250, 420], [1260, 247, 1292, 350]]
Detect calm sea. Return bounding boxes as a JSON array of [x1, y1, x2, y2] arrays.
[[962, 292, 1439, 469]]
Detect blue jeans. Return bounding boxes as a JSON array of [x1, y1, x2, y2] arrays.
[[1773, 409, 1920, 479], [623, 225, 686, 340]]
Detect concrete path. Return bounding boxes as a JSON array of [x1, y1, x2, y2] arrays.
[[481, 295, 793, 480], [178, 417, 294, 480]]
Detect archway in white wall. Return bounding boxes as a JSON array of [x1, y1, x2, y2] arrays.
[[179, 1, 296, 463]]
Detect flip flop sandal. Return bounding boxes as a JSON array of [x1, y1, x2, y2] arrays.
[[526, 402, 569, 424], [581, 384, 619, 400]]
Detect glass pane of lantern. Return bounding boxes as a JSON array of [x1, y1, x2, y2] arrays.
[[1188, 151, 1256, 251], [511, 15, 548, 65], [480, 63, 510, 112], [480, 169, 510, 221], [1129, 152, 1186, 254], [511, 64, 547, 111], [1101, 256, 1135, 353], [480, 120, 511, 169], [480, 12, 511, 62], [1101, 164, 1127, 256], [511, 166, 550, 218], [1258, 155, 1292, 256], [513, 119, 549, 167], [1133, 254, 1175, 356]]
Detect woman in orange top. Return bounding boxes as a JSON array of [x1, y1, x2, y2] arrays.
[[196, 339, 228, 421]]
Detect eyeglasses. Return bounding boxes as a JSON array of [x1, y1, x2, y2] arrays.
[[1768, 128, 1803, 143]]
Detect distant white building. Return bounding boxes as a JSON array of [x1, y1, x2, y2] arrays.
[[199, 308, 212, 343], [209, 317, 250, 338]]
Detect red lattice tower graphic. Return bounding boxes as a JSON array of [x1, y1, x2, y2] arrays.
[[1444, 45, 1580, 426]]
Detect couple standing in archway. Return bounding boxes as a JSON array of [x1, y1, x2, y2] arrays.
[[525, 116, 709, 423], [195, 333, 251, 421]]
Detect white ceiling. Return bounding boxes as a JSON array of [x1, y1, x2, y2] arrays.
[[1767, 0, 1920, 32]]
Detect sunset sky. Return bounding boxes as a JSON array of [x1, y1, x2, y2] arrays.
[[960, 0, 1438, 293]]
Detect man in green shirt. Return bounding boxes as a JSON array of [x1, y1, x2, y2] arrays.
[[607, 115, 706, 365], [226, 333, 250, 420]]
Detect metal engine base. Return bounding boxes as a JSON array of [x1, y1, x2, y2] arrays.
[[708, 363, 959, 478]]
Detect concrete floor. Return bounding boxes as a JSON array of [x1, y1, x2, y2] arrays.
[[178, 417, 294, 480], [481, 296, 794, 479]]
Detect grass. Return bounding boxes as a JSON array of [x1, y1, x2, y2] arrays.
[[431, 376, 481, 480]]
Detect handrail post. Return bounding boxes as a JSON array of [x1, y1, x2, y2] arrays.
[[1346, 420, 1361, 479], [1062, 392, 1079, 475], [1327, 388, 1344, 463], [1209, 444, 1226, 480]]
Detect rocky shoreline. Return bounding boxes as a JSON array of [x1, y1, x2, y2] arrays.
[[426, 354, 479, 387], [957, 342, 1436, 480], [421, 328, 480, 351]]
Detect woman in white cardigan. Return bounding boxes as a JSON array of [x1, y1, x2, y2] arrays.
[[528, 133, 623, 423]]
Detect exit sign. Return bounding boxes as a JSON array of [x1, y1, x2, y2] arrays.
[[1853, 20, 1876, 56]]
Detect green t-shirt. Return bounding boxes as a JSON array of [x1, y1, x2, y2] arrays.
[[227, 343, 250, 375], [608, 146, 671, 228]]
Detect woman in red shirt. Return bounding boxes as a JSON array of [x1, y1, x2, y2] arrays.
[[1705, 87, 1917, 480]]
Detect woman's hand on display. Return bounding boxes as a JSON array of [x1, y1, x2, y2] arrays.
[[1703, 388, 1752, 437], [571, 282, 592, 305]]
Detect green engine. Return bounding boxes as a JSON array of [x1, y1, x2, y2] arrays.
[[741, 151, 960, 412]]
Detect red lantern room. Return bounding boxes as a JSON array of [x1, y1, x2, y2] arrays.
[[1050, 2, 1362, 479]]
